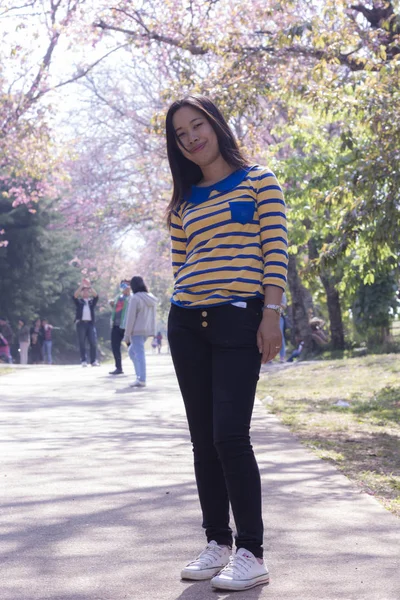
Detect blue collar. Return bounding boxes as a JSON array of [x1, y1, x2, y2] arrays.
[[184, 166, 255, 204]]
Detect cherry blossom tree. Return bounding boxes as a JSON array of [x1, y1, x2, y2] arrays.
[[1, 0, 398, 352]]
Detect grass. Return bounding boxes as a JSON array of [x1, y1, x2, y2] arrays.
[[257, 354, 400, 516], [0, 366, 13, 375]]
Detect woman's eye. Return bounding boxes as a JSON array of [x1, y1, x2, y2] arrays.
[[194, 122, 202, 129]]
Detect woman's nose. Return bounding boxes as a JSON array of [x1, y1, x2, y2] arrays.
[[188, 131, 199, 145]]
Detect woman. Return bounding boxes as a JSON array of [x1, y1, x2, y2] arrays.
[[165, 95, 288, 591], [123, 276, 158, 387]]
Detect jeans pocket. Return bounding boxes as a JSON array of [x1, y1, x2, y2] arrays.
[[229, 201, 255, 224]]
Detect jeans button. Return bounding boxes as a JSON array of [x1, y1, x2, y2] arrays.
[[202, 321, 208, 328], [202, 311, 208, 317]]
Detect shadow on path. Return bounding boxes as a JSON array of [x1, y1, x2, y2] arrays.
[[0, 360, 399, 599]]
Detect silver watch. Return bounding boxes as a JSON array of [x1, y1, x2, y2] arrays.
[[262, 304, 282, 316]]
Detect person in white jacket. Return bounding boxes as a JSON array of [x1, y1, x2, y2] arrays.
[[124, 276, 158, 387]]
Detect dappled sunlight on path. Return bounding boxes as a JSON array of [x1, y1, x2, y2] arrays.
[[0, 356, 399, 599]]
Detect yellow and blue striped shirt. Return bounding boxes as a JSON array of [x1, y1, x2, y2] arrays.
[[170, 165, 288, 308]]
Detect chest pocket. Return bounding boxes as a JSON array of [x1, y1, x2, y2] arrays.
[[229, 201, 255, 225]]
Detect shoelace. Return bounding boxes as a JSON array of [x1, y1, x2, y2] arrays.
[[188, 544, 224, 567], [221, 554, 253, 576]]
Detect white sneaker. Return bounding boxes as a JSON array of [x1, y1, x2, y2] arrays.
[[129, 379, 146, 388], [181, 541, 231, 581], [91, 360, 100, 366], [211, 547, 269, 590], [81, 361, 88, 367]]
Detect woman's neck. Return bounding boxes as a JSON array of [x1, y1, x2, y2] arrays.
[[197, 156, 235, 187]]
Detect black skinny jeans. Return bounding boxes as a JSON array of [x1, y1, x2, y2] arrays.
[[168, 299, 264, 558], [111, 325, 125, 370]]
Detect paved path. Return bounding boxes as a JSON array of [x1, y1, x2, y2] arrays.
[[0, 357, 399, 600]]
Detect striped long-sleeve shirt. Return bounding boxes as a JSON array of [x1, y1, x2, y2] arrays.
[[170, 165, 288, 308]]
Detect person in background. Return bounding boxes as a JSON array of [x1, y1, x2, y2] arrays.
[[18, 319, 30, 365], [40, 318, 54, 365], [73, 279, 100, 367], [0, 332, 11, 363], [123, 276, 158, 388], [30, 318, 43, 364], [0, 318, 14, 362], [287, 339, 304, 362], [156, 331, 163, 354], [310, 317, 329, 352], [109, 280, 131, 375]]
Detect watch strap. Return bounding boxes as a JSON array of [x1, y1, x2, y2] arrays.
[[263, 304, 282, 316]]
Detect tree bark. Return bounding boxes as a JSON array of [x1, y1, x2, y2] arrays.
[[286, 254, 313, 355], [307, 237, 345, 351], [319, 274, 345, 350]]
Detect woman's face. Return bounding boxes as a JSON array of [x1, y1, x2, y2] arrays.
[[172, 106, 220, 168]]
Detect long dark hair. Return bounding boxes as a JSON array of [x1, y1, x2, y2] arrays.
[[130, 276, 148, 294], [165, 95, 250, 226]]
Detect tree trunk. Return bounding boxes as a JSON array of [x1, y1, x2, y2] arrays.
[[319, 274, 345, 350], [307, 237, 346, 351], [287, 254, 313, 355]]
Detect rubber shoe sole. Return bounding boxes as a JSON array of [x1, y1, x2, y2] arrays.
[[211, 572, 270, 590], [181, 565, 226, 581]]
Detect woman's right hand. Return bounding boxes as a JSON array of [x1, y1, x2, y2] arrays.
[[257, 311, 282, 364]]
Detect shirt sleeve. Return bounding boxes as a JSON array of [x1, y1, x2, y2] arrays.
[[170, 208, 187, 279], [124, 296, 137, 342], [255, 168, 288, 290]]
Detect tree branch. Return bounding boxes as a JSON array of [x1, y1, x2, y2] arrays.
[[20, 30, 60, 113], [50, 44, 130, 93], [226, 43, 375, 72], [350, 2, 394, 29], [0, 2, 36, 18], [3, 43, 128, 134], [94, 20, 208, 55], [94, 18, 387, 70], [13, 0, 81, 119]]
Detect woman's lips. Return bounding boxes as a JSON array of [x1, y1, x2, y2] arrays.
[[191, 142, 206, 154]]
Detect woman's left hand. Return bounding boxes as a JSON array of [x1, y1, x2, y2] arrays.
[[257, 312, 282, 364]]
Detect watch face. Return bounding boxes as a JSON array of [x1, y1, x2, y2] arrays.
[[264, 305, 280, 314]]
